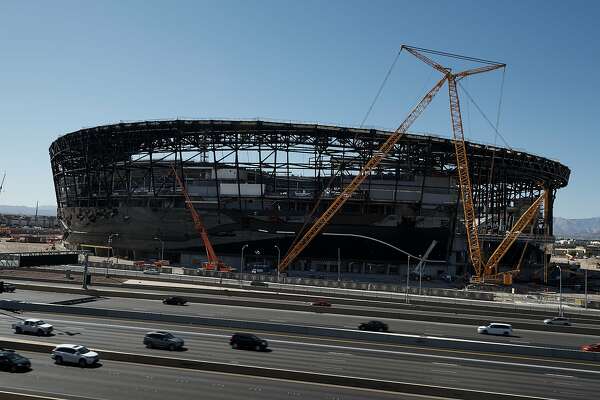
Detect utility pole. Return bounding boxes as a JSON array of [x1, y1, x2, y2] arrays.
[[82, 252, 89, 290], [406, 255, 410, 304], [274, 245, 281, 281], [585, 269, 588, 310], [337, 248, 341, 282]]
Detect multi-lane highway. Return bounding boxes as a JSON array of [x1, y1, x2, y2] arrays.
[[1, 313, 599, 399], [3, 352, 418, 400], [4, 286, 598, 350], [2, 279, 599, 399]]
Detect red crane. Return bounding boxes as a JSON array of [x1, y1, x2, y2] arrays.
[[171, 166, 232, 272]]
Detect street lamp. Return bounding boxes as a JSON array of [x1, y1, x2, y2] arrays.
[[107, 233, 119, 277], [274, 245, 280, 280], [153, 236, 165, 260], [240, 244, 248, 286], [555, 265, 563, 317]]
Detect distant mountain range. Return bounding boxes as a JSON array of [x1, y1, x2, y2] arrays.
[[0, 205, 57, 217], [553, 217, 600, 239]]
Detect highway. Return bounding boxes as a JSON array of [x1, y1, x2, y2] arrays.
[[1, 352, 416, 400], [0, 313, 599, 399]]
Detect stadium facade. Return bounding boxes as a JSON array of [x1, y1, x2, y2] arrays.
[[49, 119, 570, 279]]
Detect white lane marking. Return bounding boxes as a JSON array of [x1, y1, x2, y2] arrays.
[[13, 317, 600, 377], [268, 319, 287, 323], [327, 352, 351, 357], [545, 373, 576, 378], [430, 369, 457, 374], [432, 362, 457, 367]]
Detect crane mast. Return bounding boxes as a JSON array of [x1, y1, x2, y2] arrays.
[[277, 75, 448, 272], [171, 166, 230, 271]]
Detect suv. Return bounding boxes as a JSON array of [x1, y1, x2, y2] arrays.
[[143, 331, 184, 351], [52, 344, 99, 367], [358, 320, 389, 332], [477, 323, 513, 336], [230, 333, 268, 351], [0, 350, 31, 372], [162, 296, 187, 306]]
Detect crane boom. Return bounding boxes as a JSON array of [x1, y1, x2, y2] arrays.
[[277, 75, 448, 272], [483, 189, 547, 276], [171, 166, 223, 269]]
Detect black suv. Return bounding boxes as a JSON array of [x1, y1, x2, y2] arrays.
[[358, 320, 389, 332], [0, 350, 31, 372], [162, 296, 187, 305], [230, 333, 268, 351]]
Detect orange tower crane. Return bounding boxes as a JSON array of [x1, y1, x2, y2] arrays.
[[171, 166, 232, 272]]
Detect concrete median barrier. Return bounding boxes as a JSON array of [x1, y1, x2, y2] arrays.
[[1, 299, 599, 362], [0, 336, 561, 400]]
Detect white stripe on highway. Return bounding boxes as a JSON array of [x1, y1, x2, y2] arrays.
[[10, 316, 600, 376]]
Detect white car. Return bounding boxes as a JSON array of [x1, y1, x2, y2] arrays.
[[543, 316, 571, 326], [12, 319, 54, 336], [52, 344, 99, 367], [477, 323, 513, 336]]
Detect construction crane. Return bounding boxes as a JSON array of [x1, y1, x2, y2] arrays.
[[171, 166, 233, 272], [277, 75, 448, 272], [403, 46, 549, 284]]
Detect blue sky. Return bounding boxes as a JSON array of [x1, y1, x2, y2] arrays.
[[0, 0, 598, 218]]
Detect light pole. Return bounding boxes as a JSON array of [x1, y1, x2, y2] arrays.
[[585, 269, 588, 310], [274, 245, 280, 280], [418, 254, 423, 296], [556, 265, 563, 317], [240, 244, 248, 286], [337, 247, 341, 283], [153, 236, 164, 260], [406, 254, 410, 304], [107, 233, 119, 276]]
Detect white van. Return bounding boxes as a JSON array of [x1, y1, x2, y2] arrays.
[[477, 323, 513, 336]]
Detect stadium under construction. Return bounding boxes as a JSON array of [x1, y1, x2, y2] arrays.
[[49, 118, 570, 281]]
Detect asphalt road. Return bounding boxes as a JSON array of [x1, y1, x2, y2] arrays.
[[0, 313, 598, 399], [73, 296, 600, 349], [1, 351, 418, 400]]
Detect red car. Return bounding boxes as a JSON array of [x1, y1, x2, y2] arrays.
[[580, 343, 600, 352], [311, 300, 332, 307]]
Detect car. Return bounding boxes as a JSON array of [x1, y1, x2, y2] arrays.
[[543, 316, 571, 326], [580, 343, 600, 352], [477, 323, 513, 336], [162, 296, 187, 306], [0, 281, 16, 293], [311, 300, 332, 307], [0, 350, 31, 372], [12, 319, 53, 336], [143, 331, 184, 351], [143, 268, 160, 275], [52, 344, 99, 367], [358, 320, 389, 332], [229, 333, 268, 351]]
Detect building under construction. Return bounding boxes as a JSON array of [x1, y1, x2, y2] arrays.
[[49, 118, 570, 280]]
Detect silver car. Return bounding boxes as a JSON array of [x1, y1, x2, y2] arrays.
[[143, 331, 184, 350], [543, 316, 571, 326]]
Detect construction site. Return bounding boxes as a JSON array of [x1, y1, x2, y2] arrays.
[[49, 46, 570, 285]]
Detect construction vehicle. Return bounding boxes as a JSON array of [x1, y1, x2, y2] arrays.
[[171, 166, 234, 273], [279, 45, 546, 285]]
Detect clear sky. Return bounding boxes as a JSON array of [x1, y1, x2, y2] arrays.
[[0, 0, 598, 218]]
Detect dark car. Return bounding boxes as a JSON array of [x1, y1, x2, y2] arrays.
[[311, 300, 332, 307], [0, 350, 31, 372], [143, 331, 185, 351], [358, 320, 389, 332], [0, 282, 16, 293], [230, 333, 268, 351], [162, 296, 187, 306]]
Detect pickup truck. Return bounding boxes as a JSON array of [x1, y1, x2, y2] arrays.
[[12, 319, 54, 336]]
